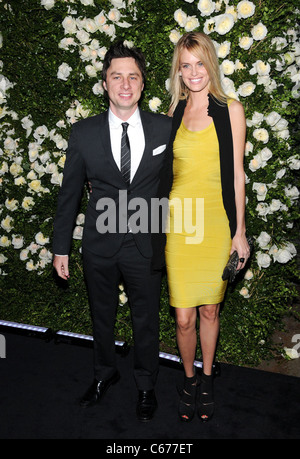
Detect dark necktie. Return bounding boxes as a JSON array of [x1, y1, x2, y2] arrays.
[[121, 122, 131, 185]]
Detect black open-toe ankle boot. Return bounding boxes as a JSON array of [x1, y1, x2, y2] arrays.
[[178, 373, 198, 422], [198, 373, 214, 422]]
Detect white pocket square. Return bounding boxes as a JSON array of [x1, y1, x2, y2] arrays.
[[152, 144, 166, 156]]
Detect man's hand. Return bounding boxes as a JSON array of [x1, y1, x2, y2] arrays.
[[53, 255, 70, 280]]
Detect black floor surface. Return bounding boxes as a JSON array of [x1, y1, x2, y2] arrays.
[[1, 330, 299, 442]]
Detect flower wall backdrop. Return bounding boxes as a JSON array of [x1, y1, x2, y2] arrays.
[[0, 0, 299, 365]]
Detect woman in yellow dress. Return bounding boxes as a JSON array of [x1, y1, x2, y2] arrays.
[[164, 32, 250, 422]]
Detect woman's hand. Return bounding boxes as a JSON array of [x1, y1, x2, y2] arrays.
[[230, 233, 250, 272]]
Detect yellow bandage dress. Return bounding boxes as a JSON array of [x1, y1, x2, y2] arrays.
[[165, 117, 232, 308]]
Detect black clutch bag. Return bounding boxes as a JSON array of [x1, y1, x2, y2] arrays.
[[222, 236, 254, 283]]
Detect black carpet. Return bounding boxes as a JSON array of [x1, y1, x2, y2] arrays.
[[0, 330, 299, 442]]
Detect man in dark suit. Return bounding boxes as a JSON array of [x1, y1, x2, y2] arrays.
[[52, 42, 171, 422]]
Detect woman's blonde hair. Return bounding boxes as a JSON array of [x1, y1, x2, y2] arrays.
[[169, 32, 228, 114]]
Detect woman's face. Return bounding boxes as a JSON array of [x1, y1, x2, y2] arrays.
[[179, 48, 210, 94]]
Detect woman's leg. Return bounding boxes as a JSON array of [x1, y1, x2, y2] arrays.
[[198, 303, 220, 375], [175, 307, 197, 377], [198, 303, 220, 422], [175, 307, 198, 421]]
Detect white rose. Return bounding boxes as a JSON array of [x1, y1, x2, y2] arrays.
[[35, 232, 49, 245], [217, 41, 231, 59], [273, 118, 288, 132], [256, 251, 271, 268], [94, 12, 107, 28], [92, 82, 104, 96], [235, 59, 245, 71], [41, 0, 55, 10], [214, 13, 235, 35], [274, 249, 293, 264], [197, 0, 216, 16], [238, 81, 256, 97], [276, 168, 286, 179], [76, 29, 90, 44], [203, 18, 215, 34], [57, 63, 72, 81], [102, 24, 116, 38], [119, 292, 128, 305], [285, 185, 299, 201], [62, 16, 77, 34], [149, 97, 162, 112], [76, 213, 85, 225], [265, 111, 281, 127], [253, 182, 268, 201], [221, 59, 235, 75], [1, 216, 13, 232], [26, 259, 38, 271], [21, 116, 34, 137], [12, 235, 24, 249], [4, 136, 17, 151], [276, 129, 290, 140], [287, 155, 300, 170], [0, 236, 11, 247], [239, 36, 253, 50], [85, 64, 98, 77], [256, 231, 271, 249], [73, 226, 83, 240], [0, 253, 8, 264], [15, 177, 26, 186], [260, 147, 272, 164], [108, 9, 121, 23], [5, 198, 18, 211], [271, 37, 288, 51], [251, 22, 268, 41], [250, 60, 271, 76], [0, 161, 8, 175], [110, 0, 125, 7], [185, 16, 199, 32], [174, 9, 187, 27], [237, 0, 255, 19], [269, 199, 281, 212], [28, 179, 42, 193], [253, 128, 269, 143], [10, 163, 23, 176], [244, 141, 253, 156], [284, 242, 297, 257], [22, 196, 35, 210], [20, 249, 29, 261], [247, 111, 263, 127], [80, 0, 95, 6], [284, 348, 299, 359], [249, 154, 262, 172], [59, 37, 76, 51], [239, 287, 250, 298], [169, 29, 182, 44], [244, 269, 253, 280]]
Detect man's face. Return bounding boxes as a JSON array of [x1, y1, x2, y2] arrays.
[[103, 57, 144, 120]]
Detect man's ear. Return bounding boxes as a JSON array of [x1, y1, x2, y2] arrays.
[[102, 80, 107, 91]]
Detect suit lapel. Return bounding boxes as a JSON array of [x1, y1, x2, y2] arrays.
[[98, 111, 125, 181], [130, 110, 153, 186]]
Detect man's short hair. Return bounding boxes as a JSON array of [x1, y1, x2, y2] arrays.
[[102, 41, 146, 84]]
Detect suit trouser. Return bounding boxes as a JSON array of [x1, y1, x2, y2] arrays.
[[82, 233, 161, 391]]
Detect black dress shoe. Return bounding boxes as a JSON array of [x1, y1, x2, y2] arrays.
[[80, 371, 120, 407], [136, 390, 157, 422]]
